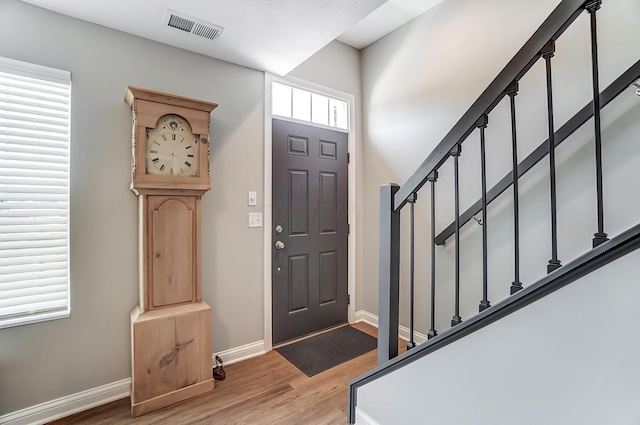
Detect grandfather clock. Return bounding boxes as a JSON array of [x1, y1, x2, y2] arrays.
[[124, 86, 218, 416]]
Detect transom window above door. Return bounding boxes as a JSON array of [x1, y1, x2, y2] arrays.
[[272, 82, 348, 131]]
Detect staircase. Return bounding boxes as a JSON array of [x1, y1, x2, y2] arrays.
[[348, 0, 640, 423]]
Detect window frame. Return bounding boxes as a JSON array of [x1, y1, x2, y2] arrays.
[[0, 56, 72, 329], [271, 80, 350, 132]]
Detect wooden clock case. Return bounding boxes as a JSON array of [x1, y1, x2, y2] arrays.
[[124, 86, 218, 417]]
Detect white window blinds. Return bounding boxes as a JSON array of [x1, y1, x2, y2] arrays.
[[0, 57, 71, 329]]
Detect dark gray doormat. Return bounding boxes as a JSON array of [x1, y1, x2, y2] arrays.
[[275, 326, 377, 377]]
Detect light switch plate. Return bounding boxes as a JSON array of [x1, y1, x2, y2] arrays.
[[248, 212, 262, 228], [248, 191, 257, 206]]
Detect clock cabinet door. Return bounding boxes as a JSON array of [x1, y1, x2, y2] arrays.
[[149, 196, 196, 308]]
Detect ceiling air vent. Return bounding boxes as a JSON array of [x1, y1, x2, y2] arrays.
[[162, 9, 224, 41]]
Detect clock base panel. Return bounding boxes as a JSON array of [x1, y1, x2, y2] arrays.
[[131, 378, 214, 417], [130, 302, 214, 416]]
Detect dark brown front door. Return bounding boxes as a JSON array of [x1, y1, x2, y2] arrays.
[[272, 118, 348, 344]]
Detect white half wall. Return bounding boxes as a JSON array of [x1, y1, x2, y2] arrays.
[[356, 248, 640, 425]]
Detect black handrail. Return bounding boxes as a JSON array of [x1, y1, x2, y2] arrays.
[[434, 58, 640, 246], [393, 0, 587, 212]]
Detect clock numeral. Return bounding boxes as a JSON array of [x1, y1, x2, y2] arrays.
[[150, 150, 158, 154], [185, 161, 192, 167], [172, 134, 176, 140], [153, 141, 160, 146], [170, 168, 174, 175], [161, 135, 167, 141], [180, 138, 185, 144], [185, 145, 192, 150], [152, 158, 159, 163], [187, 154, 194, 158], [160, 164, 166, 172]]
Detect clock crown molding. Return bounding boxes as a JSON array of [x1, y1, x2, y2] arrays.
[[124, 86, 218, 113]]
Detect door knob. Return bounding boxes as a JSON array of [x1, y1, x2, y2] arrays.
[[274, 240, 285, 250], [275, 224, 283, 234]]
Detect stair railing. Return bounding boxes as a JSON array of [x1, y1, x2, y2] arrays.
[[349, 0, 640, 422], [378, 0, 605, 364]]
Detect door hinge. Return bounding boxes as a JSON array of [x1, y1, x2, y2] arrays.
[[348, 223, 350, 235], [348, 294, 350, 305], [347, 152, 350, 163]]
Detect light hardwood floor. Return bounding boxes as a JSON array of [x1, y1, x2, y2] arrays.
[[48, 323, 406, 425]]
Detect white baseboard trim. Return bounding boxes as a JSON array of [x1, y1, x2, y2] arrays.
[[355, 310, 427, 345], [212, 340, 266, 366], [0, 340, 267, 425], [0, 378, 131, 425], [355, 310, 378, 328], [355, 407, 380, 425]]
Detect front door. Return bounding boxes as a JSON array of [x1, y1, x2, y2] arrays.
[[272, 118, 348, 344]]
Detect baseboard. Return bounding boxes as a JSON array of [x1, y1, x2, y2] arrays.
[[355, 310, 427, 345], [212, 340, 266, 366], [355, 310, 378, 328], [355, 407, 380, 425], [0, 378, 131, 425], [0, 340, 266, 425]]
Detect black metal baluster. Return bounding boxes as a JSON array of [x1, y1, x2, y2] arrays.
[[507, 82, 523, 293], [427, 171, 438, 339], [407, 192, 417, 350], [451, 144, 462, 327], [477, 115, 491, 311], [543, 41, 562, 273], [587, 0, 608, 248]]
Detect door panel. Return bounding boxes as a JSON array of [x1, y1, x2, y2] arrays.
[[289, 170, 309, 236], [319, 250, 338, 305], [288, 254, 310, 313], [320, 172, 338, 233], [272, 118, 348, 344]]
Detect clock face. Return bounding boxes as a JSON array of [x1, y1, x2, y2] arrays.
[[146, 115, 199, 176]]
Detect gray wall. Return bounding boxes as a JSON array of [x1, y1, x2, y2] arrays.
[[0, 0, 361, 414], [359, 0, 640, 334], [357, 248, 640, 425]]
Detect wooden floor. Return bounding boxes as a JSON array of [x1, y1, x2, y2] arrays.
[[48, 323, 406, 425]]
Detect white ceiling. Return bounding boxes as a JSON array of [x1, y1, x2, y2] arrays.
[[338, 0, 445, 49], [19, 0, 444, 76]]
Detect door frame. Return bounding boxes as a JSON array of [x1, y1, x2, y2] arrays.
[[263, 73, 357, 351]]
